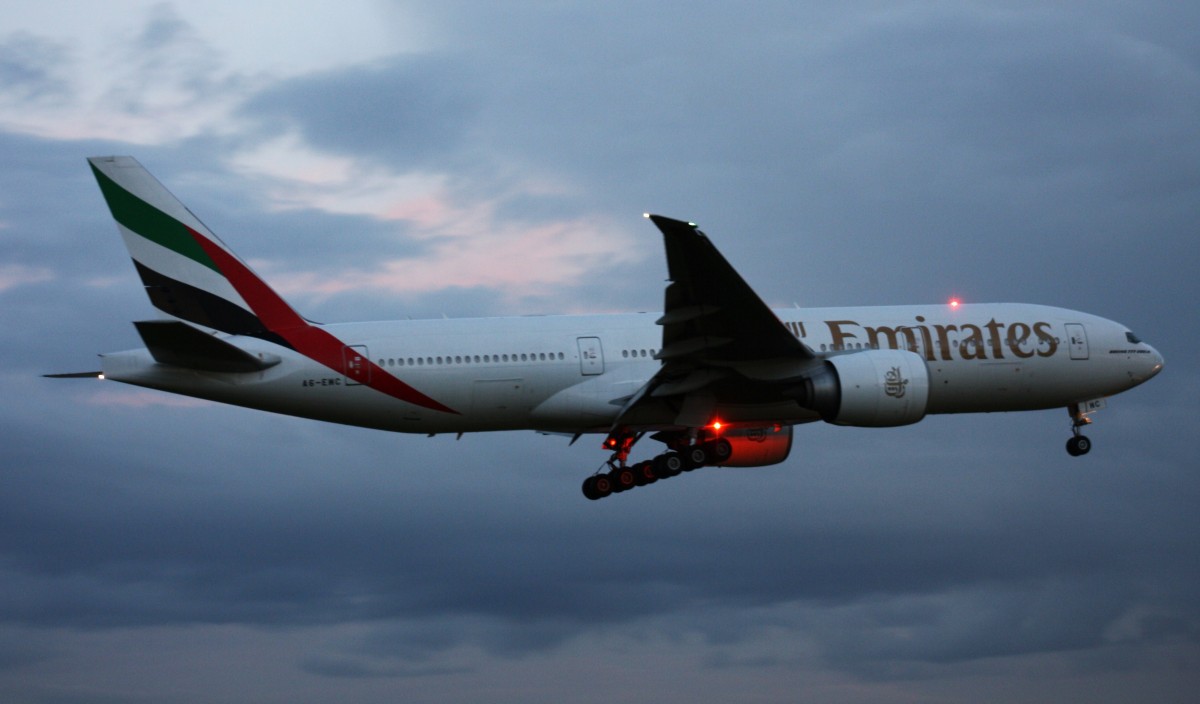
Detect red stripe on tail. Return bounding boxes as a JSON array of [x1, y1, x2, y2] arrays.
[[188, 228, 459, 415]]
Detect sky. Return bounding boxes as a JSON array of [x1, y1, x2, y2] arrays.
[[1, 1, 1198, 702]]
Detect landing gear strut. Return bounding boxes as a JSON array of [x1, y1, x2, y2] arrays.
[[1066, 402, 1093, 457]]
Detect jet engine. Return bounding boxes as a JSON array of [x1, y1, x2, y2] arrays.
[[713, 425, 794, 467], [794, 349, 929, 427]]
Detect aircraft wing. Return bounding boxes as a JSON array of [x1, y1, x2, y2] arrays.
[[609, 215, 819, 431]]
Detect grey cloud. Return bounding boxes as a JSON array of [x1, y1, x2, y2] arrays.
[[3, 400, 1195, 669], [108, 3, 231, 108], [299, 653, 470, 679], [0, 32, 72, 104], [396, 3, 1200, 310], [241, 55, 479, 168]]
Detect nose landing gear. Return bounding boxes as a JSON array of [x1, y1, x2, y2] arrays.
[[1066, 402, 1096, 456]]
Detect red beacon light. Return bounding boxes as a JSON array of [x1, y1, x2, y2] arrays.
[[948, 297, 962, 310]]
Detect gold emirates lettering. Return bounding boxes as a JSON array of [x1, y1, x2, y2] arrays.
[[822, 317, 1057, 361]]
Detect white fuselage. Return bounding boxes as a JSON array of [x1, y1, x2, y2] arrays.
[[98, 302, 1163, 437]]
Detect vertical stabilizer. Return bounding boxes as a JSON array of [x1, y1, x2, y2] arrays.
[[88, 156, 291, 346], [87, 156, 458, 414]]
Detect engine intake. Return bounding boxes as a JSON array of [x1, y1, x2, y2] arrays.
[[796, 349, 929, 427]]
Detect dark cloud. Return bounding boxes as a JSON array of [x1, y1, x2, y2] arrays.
[[396, 2, 1200, 311], [241, 56, 479, 169]]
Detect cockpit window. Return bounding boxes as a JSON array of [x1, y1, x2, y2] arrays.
[[1126, 331, 1142, 344]]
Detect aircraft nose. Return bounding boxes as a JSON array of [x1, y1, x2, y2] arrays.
[[1136, 344, 1164, 384], [1149, 346, 1164, 377]]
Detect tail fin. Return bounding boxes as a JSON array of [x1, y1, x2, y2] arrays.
[[88, 156, 295, 348], [88, 156, 458, 414]]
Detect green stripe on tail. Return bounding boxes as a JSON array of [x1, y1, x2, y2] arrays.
[[89, 162, 220, 273]]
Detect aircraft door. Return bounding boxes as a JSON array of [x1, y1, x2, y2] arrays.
[[343, 345, 370, 385], [1065, 324, 1089, 360], [577, 337, 604, 375]]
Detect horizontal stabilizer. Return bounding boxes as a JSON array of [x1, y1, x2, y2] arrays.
[[134, 320, 280, 373]]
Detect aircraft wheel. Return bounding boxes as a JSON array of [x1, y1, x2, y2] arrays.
[[633, 460, 657, 485], [582, 475, 612, 500], [707, 438, 733, 464], [1066, 435, 1091, 457], [655, 452, 684, 477], [611, 466, 637, 492], [683, 445, 707, 470]]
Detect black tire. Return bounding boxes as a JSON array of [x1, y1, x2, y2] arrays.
[[612, 466, 637, 492], [708, 438, 733, 464], [655, 452, 684, 477], [684, 445, 707, 470], [1066, 435, 1091, 456], [582, 475, 611, 500], [634, 460, 657, 485]]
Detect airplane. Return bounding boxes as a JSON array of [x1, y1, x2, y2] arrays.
[[50, 156, 1164, 500]]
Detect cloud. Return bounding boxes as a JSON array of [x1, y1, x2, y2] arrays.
[[0, 31, 72, 105], [83, 388, 214, 409], [223, 135, 643, 307], [0, 6, 650, 310], [240, 55, 479, 168], [0, 263, 53, 292], [0, 7, 253, 145]]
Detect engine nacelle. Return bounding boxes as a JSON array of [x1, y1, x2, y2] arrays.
[[715, 425, 794, 467], [797, 349, 929, 427]]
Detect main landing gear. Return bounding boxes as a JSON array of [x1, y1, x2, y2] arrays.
[[1066, 402, 1094, 457], [581, 431, 733, 500]]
